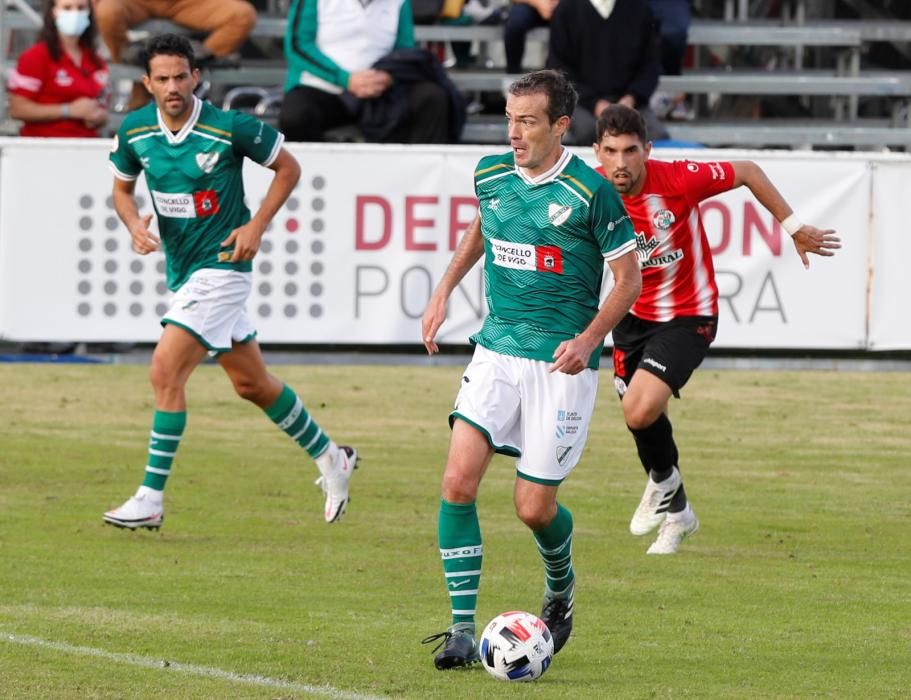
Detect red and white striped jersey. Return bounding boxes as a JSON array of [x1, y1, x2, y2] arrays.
[[596, 159, 735, 322]]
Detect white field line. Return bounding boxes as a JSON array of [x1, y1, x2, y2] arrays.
[[1, 631, 387, 700]]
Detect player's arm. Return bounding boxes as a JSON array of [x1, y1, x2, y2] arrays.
[[112, 177, 159, 255], [223, 148, 301, 262], [421, 215, 484, 355], [732, 160, 841, 269], [550, 250, 641, 375]]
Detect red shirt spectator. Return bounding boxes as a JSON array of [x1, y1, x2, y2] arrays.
[[9, 40, 108, 137]]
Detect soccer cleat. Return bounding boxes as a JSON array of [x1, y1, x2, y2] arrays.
[[629, 467, 681, 536], [103, 493, 164, 530], [541, 586, 574, 655], [314, 445, 358, 523], [647, 508, 699, 555], [422, 623, 479, 670]]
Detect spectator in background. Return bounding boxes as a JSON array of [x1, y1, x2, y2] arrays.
[[504, 0, 556, 74], [280, 0, 457, 143], [547, 0, 669, 144], [648, 0, 693, 120], [93, 0, 256, 66], [8, 0, 108, 137]]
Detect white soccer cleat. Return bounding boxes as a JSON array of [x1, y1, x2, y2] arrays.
[[314, 445, 358, 523], [646, 508, 699, 555], [630, 466, 681, 536], [103, 493, 164, 530]]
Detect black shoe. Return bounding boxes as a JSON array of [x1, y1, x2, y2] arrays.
[[422, 624, 479, 670], [541, 587, 574, 654]]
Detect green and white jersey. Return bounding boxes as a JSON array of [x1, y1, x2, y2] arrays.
[[109, 96, 284, 291], [471, 149, 636, 368]]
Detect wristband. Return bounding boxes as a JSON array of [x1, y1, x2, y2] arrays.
[[61, 103, 70, 119], [780, 213, 803, 236]]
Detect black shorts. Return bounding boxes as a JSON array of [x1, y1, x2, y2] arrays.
[[611, 314, 718, 398]]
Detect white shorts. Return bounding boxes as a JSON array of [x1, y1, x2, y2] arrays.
[[161, 268, 257, 353], [450, 344, 600, 484]]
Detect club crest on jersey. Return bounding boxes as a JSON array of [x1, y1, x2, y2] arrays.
[[195, 152, 220, 174], [652, 209, 675, 230], [548, 203, 572, 226]]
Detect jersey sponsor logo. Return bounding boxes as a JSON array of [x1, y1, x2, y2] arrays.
[[536, 245, 563, 274], [652, 209, 676, 230], [488, 197, 500, 211], [440, 545, 483, 559], [607, 214, 630, 232], [195, 151, 220, 174], [686, 162, 700, 172], [641, 249, 683, 269], [152, 189, 220, 218], [547, 203, 573, 226], [635, 231, 660, 263], [708, 162, 726, 180]]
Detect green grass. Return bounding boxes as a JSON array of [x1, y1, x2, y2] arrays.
[[1, 363, 909, 699]]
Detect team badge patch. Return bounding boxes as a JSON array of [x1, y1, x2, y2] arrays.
[[195, 152, 220, 174], [547, 203, 572, 226], [652, 209, 676, 230]]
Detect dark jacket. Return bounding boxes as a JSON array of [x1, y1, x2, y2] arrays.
[[343, 48, 466, 143], [547, 0, 661, 111]]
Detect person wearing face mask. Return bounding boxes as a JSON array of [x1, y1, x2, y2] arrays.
[[7, 0, 109, 137]]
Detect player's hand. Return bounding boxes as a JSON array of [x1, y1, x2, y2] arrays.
[[421, 291, 448, 355], [348, 70, 390, 99], [792, 225, 841, 269], [221, 223, 263, 262], [550, 336, 595, 375], [129, 214, 159, 255]]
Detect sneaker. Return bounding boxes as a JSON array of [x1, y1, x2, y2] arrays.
[[647, 508, 699, 555], [540, 586, 574, 654], [421, 623, 479, 670], [630, 467, 681, 536], [314, 445, 358, 523], [103, 493, 163, 530]]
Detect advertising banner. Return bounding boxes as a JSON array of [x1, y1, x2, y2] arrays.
[[0, 140, 898, 349]]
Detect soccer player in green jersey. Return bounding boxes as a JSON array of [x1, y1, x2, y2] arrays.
[[420, 70, 642, 668], [103, 34, 357, 530]]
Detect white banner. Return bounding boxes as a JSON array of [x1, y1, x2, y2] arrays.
[[0, 139, 904, 349]]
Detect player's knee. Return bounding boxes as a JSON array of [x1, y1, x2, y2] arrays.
[[441, 469, 480, 503], [231, 376, 266, 403], [225, 1, 257, 32], [623, 401, 660, 430], [515, 502, 552, 530]]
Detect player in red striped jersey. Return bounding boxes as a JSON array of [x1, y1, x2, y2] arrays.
[[592, 105, 841, 554]]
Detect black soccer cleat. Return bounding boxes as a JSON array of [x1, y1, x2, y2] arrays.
[[422, 624, 480, 670], [541, 589, 574, 655]]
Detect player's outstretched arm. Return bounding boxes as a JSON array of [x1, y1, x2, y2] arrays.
[[551, 250, 641, 375], [223, 149, 302, 262], [732, 160, 841, 269], [421, 215, 484, 355], [112, 177, 159, 255]]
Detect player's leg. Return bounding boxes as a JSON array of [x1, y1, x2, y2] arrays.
[[167, 0, 256, 58], [423, 346, 518, 670], [103, 324, 208, 529], [622, 317, 716, 552], [515, 359, 599, 654], [217, 336, 357, 524]]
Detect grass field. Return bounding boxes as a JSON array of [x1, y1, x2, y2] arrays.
[[1, 362, 909, 699]]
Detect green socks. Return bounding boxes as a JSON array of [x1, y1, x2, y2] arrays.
[[141, 410, 187, 491], [438, 499, 483, 632], [264, 384, 330, 459], [534, 503, 575, 597]]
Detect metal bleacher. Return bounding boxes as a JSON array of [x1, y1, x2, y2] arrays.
[[3, 1, 911, 149]]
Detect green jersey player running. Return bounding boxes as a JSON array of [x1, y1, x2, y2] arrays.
[[103, 34, 357, 530], [420, 70, 642, 668]]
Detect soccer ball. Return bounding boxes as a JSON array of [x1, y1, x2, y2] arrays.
[[479, 611, 554, 682]]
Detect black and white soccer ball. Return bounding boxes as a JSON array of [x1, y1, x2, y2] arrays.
[[479, 611, 554, 682]]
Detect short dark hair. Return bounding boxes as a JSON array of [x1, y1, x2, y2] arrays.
[[507, 70, 578, 125], [141, 33, 196, 74], [595, 105, 649, 144]]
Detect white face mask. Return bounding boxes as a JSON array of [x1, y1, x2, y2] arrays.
[[55, 9, 91, 37]]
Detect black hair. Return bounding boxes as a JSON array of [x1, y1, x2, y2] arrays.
[[595, 104, 649, 144], [140, 33, 196, 74], [507, 69, 578, 125]]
